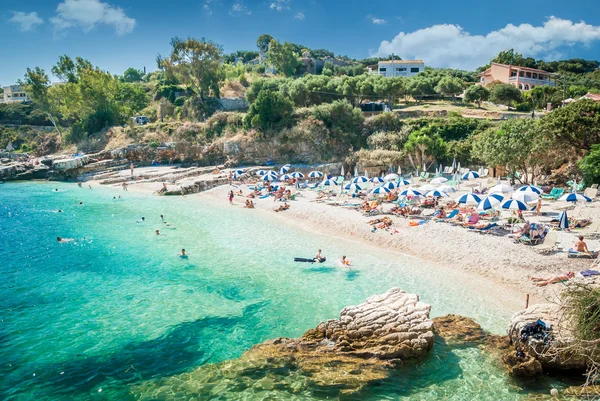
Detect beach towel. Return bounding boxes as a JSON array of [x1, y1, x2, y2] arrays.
[[581, 270, 600, 277]]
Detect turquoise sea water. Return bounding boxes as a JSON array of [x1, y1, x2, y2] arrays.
[[0, 182, 566, 400]]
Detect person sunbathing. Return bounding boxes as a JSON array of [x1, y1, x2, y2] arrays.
[[530, 272, 575, 286], [462, 213, 480, 226], [247, 192, 256, 198], [275, 203, 290, 212], [433, 208, 447, 219], [574, 236, 590, 253]]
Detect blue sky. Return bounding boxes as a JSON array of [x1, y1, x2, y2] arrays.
[[2, 0, 600, 85]]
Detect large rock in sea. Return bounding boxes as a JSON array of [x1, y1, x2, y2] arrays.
[[508, 303, 588, 371], [132, 288, 434, 400]]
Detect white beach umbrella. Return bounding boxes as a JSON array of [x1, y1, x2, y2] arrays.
[[371, 186, 391, 195], [320, 179, 339, 187], [438, 185, 457, 193], [452, 158, 457, 170], [456, 193, 482, 205], [400, 188, 423, 197], [341, 166, 345, 177], [308, 171, 324, 179], [256, 169, 272, 176], [344, 183, 362, 192], [279, 164, 291, 174], [457, 162, 461, 172], [517, 185, 543, 195], [384, 173, 399, 181], [234, 169, 244, 175], [477, 194, 504, 211], [398, 178, 411, 186], [370, 177, 384, 184], [262, 174, 277, 181], [397, 166, 402, 175], [559, 193, 592, 203], [462, 171, 480, 180], [383, 182, 397, 190], [352, 176, 368, 184], [233, 171, 244, 179], [364, 170, 369, 179], [422, 162, 427, 173], [490, 184, 514, 194], [439, 163, 443, 175], [291, 172, 304, 179], [558, 211, 569, 230], [425, 190, 449, 198], [354, 166, 358, 177], [430, 177, 448, 185], [501, 199, 528, 211], [419, 184, 437, 191], [280, 174, 293, 181], [512, 191, 540, 204]]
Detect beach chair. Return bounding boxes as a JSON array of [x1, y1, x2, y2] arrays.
[[542, 188, 564, 200], [327, 194, 348, 206], [584, 188, 598, 199], [469, 222, 498, 233], [579, 207, 592, 219], [535, 231, 558, 254], [435, 209, 459, 222], [576, 220, 600, 239]]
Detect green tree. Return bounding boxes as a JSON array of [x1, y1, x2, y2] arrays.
[[579, 145, 600, 185], [434, 76, 463, 97], [256, 34, 274, 54], [267, 40, 300, 77], [20, 67, 61, 135], [245, 90, 294, 132], [51, 56, 92, 83], [542, 99, 600, 151], [490, 83, 523, 109], [158, 37, 224, 100], [122, 67, 144, 82], [464, 85, 490, 108], [403, 130, 446, 170]]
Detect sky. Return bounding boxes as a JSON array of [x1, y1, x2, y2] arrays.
[[1, 0, 600, 85]]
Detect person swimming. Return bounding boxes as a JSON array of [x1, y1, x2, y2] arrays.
[[340, 256, 352, 268], [160, 214, 164, 221], [314, 249, 325, 263], [57, 236, 74, 243], [137, 217, 146, 223], [179, 248, 188, 258], [155, 229, 160, 235]]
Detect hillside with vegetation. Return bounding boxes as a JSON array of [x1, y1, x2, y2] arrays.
[[3, 34, 600, 185]]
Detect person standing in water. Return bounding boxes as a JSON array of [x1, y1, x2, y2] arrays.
[[340, 256, 351, 268], [155, 229, 160, 235], [130, 163, 135, 178], [179, 249, 187, 258], [228, 190, 234, 205], [314, 249, 324, 262]]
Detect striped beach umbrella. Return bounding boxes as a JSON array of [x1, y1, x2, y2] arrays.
[[256, 169, 272, 176], [419, 184, 437, 191], [352, 176, 368, 184], [512, 191, 539, 204], [321, 179, 339, 187], [280, 174, 292, 181], [344, 183, 362, 192], [279, 164, 291, 174], [456, 193, 482, 205], [384, 173, 399, 181], [308, 171, 324, 179], [559, 193, 592, 203], [370, 177, 385, 184], [558, 211, 569, 230], [371, 186, 391, 194], [462, 171, 480, 180], [425, 190, 449, 198], [517, 185, 543, 195], [261, 174, 277, 181], [233, 171, 244, 179], [383, 181, 397, 190], [398, 178, 411, 186], [291, 172, 304, 179], [234, 169, 244, 175], [400, 188, 422, 197], [501, 199, 528, 210], [438, 185, 457, 193], [490, 184, 513, 194], [430, 177, 448, 185], [477, 194, 504, 211]]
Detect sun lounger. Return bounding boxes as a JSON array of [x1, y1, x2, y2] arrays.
[[434, 209, 459, 222], [542, 188, 564, 200], [468, 222, 498, 233], [575, 220, 600, 238], [584, 188, 598, 199], [535, 231, 558, 254], [568, 249, 599, 259]]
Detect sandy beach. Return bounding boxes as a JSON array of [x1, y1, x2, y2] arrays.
[[95, 165, 600, 308]]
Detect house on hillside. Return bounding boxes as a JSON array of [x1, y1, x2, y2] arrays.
[[581, 92, 600, 101], [476, 63, 555, 90], [1, 85, 30, 104], [368, 60, 425, 78]]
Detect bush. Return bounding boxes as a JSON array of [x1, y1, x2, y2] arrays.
[[579, 144, 600, 185], [515, 102, 532, 112], [310, 100, 365, 149], [367, 130, 410, 151], [244, 90, 294, 133], [363, 113, 404, 135], [355, 149, 405, 167]]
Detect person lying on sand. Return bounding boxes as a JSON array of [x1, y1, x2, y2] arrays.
[[244, 200, 255, 209], [274, 203, 290, 212], [530, 272, 575, 286]]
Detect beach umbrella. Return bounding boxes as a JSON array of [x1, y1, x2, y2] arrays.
[[280, 174, 293, 181], [501, 199, 528, 211], [291, 172, 304, 179], [517, 185, 543, 195], [419, 184, 437, 191], [425, 190, 449, 198], [462, 171, 480, 180], [233, 171, 244, 179], [439, 163, 443, 175], [398, 178, 411, 186], [344, 183, 362, 192], [256, 169, 271, 176], [559, 193, 592, 203], [452, 158, 457, 171], [341, 166, 345, 177], [352, 176, 368, 184], [364, 170, 369, 179], [354, 166, 358, 177], [234, 168, 244, 175], [383, 182, 397, 190], [512, 191, 539, 204], [397, 166, 402, 175], [371, 186, 391, 195], [477, 194, 504, 211], [478, 167, 484, 176], [370, 177, 384, 184], [384, 173, 399, 181], [309, 171, 324, 179], [456, 193, 482, 205], [490, 184, 513, 194], [572, 180, 577, 193], [279, 164, 291, 174], [422, 162, 427, 173], [438, 185, 457, 193], [558, 211, 569, 230], [457, 162, 461, 172], [430, 177, 448, 185], [320, 179, 339, 187], [262, 174, 277, 181], [400, 188, 423, 197]]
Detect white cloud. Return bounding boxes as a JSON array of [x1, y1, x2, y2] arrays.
[[230, 1, 251, 16], [294, 12, 304, 20], [203, 0, 220, 16], [9, 11, 44, 32], [371, 17, 386, 25], [270, 0, 291, 11], [50, 0, 136, 35], [375, 17, 600, 70]]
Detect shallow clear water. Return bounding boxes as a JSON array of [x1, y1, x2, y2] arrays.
[[0, 182, 563, 400]]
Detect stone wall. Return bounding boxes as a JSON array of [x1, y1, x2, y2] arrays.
[[217, 97, 248, 112]]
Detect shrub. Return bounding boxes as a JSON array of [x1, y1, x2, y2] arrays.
[[363, 112, 404, 135]]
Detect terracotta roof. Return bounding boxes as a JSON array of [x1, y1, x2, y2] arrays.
[[490, 62, 552, 74], [582, 93, 600, 101], [378, 60, 424, 64]]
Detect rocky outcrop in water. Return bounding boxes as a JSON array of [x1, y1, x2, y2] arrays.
[[132, 288, 434, 399]]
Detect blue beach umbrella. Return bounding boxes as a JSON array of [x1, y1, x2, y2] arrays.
[[501, 199, 528, 210], [462, 171, 480, 180], [400, 188, 423, 197], [558, 211, 569, 230], [430, 177, 448, 185], [344, 183, 362, 192], [518, 185, 543, 195], [425, 190, 449, 198], [234, 169, 244, 175], [309, 171, 324, 179], [398, 178, 411, 186], [559, 193, 592, 203], [280, 174, 292, 181], [233, 171, 244, 179], [371, 186, 391, 194], [321, 179, 339, 187], [383, 181, 397, 190], [256, 169, 271, 176], [370, 177, 385, 184], [384, 173, 399, 181], [456, 193, 482, 205], [291, 172, 304, 179], [477, 194, 504, 211], [280, 164, 291, 174], [352, 176, 368, 184], [262, 174, 277, 181]]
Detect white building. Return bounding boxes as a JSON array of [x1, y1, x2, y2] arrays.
[[370, 60, 425, 78], [1, 85, 30, 104]]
